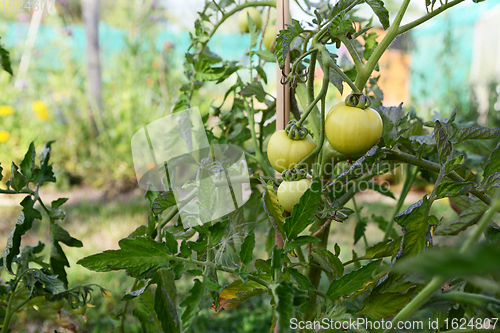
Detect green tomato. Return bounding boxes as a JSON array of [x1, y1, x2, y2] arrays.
[[263, 25, 277, 52], [277, 178, 312, 213], [73, 304, 87, 315], [325, 103, 383, 156], [48, 299, 65, 311], [267, 130, 317, 172], [237, 8, 262, 33]]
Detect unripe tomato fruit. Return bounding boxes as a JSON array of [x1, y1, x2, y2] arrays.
[[267, 130, 317, 172], [325, 103, 383, 156], [263, 25, 277, 52], [49, 299, 65, 311], [277, 178, 311, 213], [238, 8, 262, 33], [73, 304, 87, 315]]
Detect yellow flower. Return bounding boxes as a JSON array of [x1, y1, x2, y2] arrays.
[[0, 130, 10, 143], [32, 101, 50, 120], [0, 105, 14, 117]]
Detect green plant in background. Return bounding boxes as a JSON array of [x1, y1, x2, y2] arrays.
[[0, 142, 107, 332], [73, 0, 500, 332]]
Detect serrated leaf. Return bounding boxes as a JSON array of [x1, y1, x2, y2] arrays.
[[283, 178, 321, 240], [219, 279, 267, 309], [366, 182, 395, 199], [275, 20, 304, 68], [436, 199, 488, 236], [193, 60, 226, 81], [366, 0, 390, 29], [77, 237, 172, 278], [24, 269, 65, 295], [327, 260, 381, 300], [9, 162, 27, 192], [240, 231, 255, 265], [313, 249, 344, 281], [239, 81, 267, 103], [272, 281, 294, 331], [3, 196, 42, 274], [164, 231, 178, 255], [456, 126, 500, 143], [20, 142, 36, 182], [480, 172, 500, 191], [122, 280, 151, 301], [287, 267, 315, 291], [395, 196, 432, 259], [284, 236, 321, 252], [363, 237, 402, 260], [445, 155, 465, 174], [151, 191, 176, 215], [50, 223, 83, 287], [154, 268, 180, 333], [434, 121, 452, 160], [179, 279, 204, 331], [434, 181, 476, 199], [133, 291, 162, 332]]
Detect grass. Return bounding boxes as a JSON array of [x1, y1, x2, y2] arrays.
[[0, 187, 464, 332]]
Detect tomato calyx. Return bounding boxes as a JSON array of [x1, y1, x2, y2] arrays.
[[345, 93, 372, 109], [281, 166, 308, 182], [285, 120, 309, 140]]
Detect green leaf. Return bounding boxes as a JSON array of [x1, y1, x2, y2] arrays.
[[151, 191, 176, 216], [372, 215, 399, 240], [133, 291, 162, 333], [154, 268, 180, 333], [313, 249, 344, 281], [287, 267, 314, 291], [34, 141, 57, 185], [239, 81, 267, 103], [255, 65, 268, 84], [122, 280, 151, 301], [434, 181, 476, 199], [283, 178, 322, 240], [485, 224, 500, 245], [436, 199, 488, 236], [248, 12, 259, 48], [327, 260, 381, 300], [455, 126, 500, 143], [24, 269, 65, 296], [363, 237, 402, 260], [164, 231, 178, 255], [3, 196, 42, 274], [255, 50, 276, 62], [20, 142, 36, 182], [272, 281, 294, 332], [480, 172, 500, 191], [434, 121, 452, 160], [51, 198, 69, 209], [180, 279, 204, 331], [262, 186, 285, 237], [219, 279, 267, 309], [363, 32, 379, 60], [9, 162, 27, 192], [484, 143, 500, 179], [354, 219, 367, 245], [50, 223, 83, 287], [444, 154, 465, 174], [395, 196, 432, 259], [180, 239, 192, 257], [366, 0, 390, 29], [358, 288, 418, 319], [275, 19, 304, 68], [193, 60, 226, 81], [271, 245, 282, 276], [284, 236, 321, 252], [240, 231, 255, 265], [392, 244, 500, 278], [317, 51, 343, 95], [77, 237, 171, 278], [0, 40, 13, 75]]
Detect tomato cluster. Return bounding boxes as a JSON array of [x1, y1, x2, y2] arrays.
[[266, 95, 383, 213]]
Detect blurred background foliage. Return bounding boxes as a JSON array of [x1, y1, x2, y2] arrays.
[[0, 1, 500, 331]]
